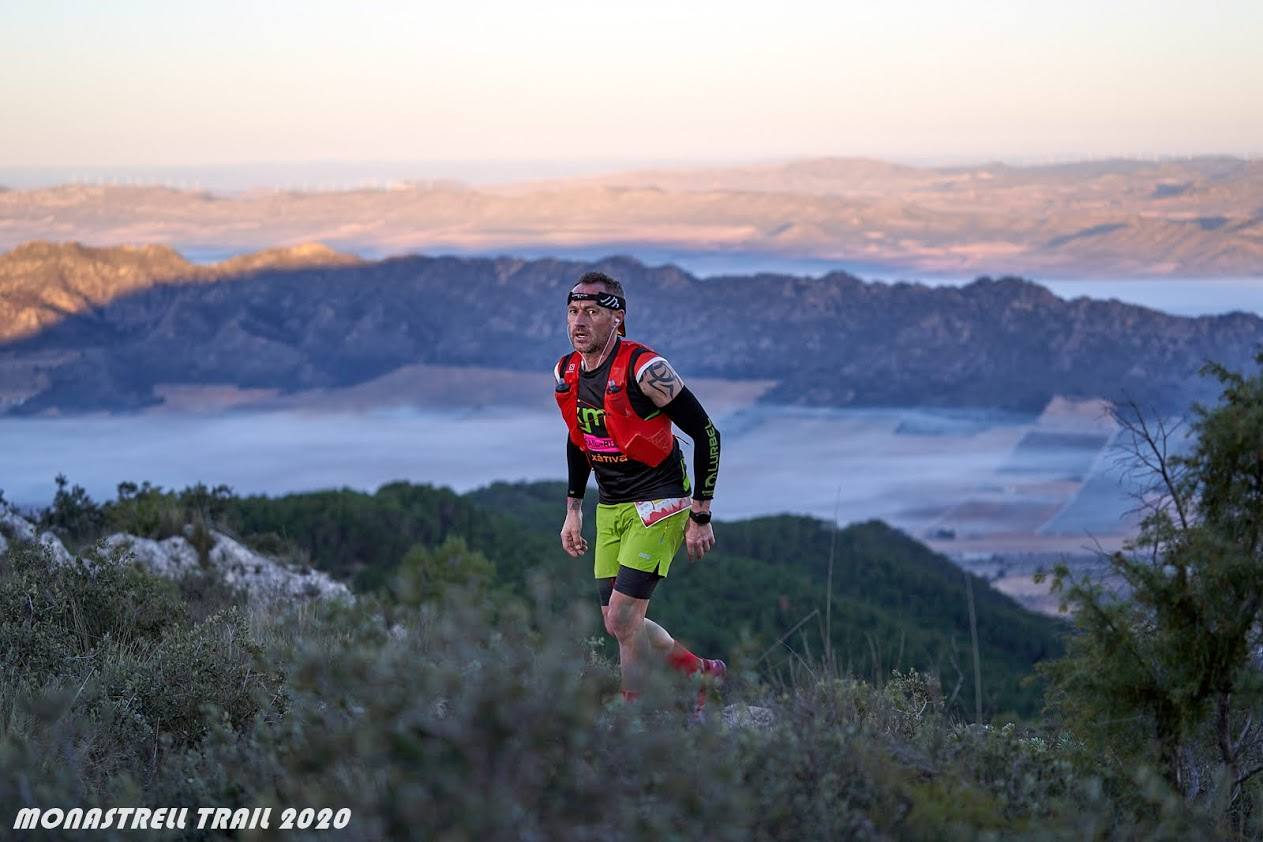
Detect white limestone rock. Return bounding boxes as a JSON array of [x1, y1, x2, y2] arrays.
[[102, 533, 201, 577], [205, 529, 353, 603], [38, 531, 73, 566], [102, 529, 353, 605], [0, 505, 37, 543], [0, 506, 63, 567], [0, 504, 73, 566], [0, 503, 352, 605]]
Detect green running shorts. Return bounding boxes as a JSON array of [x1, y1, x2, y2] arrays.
[[594, 499, 689, 579]]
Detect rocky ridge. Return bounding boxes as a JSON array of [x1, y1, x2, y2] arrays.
[[0, 501, 352, 604], [2, 243, 1261, 415], [0, 240, 358, 343]]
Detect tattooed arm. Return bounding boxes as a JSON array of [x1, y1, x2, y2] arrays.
[[636, 356, 720, 561], [635, 357, 720, 503], [637, 357, 684, 407]]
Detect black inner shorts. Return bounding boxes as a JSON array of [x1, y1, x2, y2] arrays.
[[598, 564, 664, 605]]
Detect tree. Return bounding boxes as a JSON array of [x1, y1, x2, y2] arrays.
[[1040, 349, 1263, 827], [394, 536, 495, 605], [39, 473, 105, 546]]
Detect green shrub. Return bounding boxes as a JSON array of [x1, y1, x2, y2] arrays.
[[0, 540, 186, 678], [393, 535, 495, 605], [1, 540, 279, 815], [37, 474, 107, 548]]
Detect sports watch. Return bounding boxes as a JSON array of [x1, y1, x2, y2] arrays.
[[688, 510, 712, 525]]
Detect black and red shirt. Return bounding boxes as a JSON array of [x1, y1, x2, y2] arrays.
[[562, 339, 690, 504]]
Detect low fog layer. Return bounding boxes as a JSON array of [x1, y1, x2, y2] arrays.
[[0, 402, 1152, 548]]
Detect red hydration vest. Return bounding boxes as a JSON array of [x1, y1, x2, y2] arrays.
[[555, 339, 675, 467]]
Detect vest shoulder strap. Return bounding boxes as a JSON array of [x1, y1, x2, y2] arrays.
[[558, 351, 581, 385], [626, 346, 651, 388], [607, 339, 646, 388], [609, 341, 661, 419]]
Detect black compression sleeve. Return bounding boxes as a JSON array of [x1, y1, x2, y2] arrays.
[[662, 386, 720, 500], [566, 437, 592, 499]]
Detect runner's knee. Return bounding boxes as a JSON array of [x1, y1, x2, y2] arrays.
[[605, 601, 641, 641]]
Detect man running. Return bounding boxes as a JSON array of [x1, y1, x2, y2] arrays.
[[554, 270, 725, 705]]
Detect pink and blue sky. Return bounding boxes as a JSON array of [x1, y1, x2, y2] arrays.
[[2, 0, 1261, 174]]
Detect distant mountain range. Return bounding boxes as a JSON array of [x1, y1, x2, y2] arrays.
[[1, 241, 1260, 417], [0, 240, 359, 341], [1, 156, 1261, 278]]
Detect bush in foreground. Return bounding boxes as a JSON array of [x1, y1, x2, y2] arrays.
[[0, 535, 1233, 840]]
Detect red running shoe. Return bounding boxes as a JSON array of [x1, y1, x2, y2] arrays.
[[692, 658, 728, 721], [701, 658, 727, 682]]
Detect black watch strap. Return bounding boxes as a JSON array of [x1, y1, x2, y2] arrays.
[[688, 510, 712, 525]]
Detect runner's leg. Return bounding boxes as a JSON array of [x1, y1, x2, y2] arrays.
[[641, 617, 676, 654], [605, 588, 653, 697], [600, 578, 675, 698], [602, 506, 721, 696], [642, 616, 709, 675]]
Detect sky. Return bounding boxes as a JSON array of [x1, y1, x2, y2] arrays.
[[2, 0, 1262, 175]]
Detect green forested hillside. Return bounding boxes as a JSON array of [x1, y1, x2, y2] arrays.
[[467, 481, 1063, 716], [220, 478, 1062, 715], [24, 474, 1061, 716], [222, 480, 573, 599]]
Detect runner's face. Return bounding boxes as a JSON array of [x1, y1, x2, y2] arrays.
[[567, 283, 620, 353]]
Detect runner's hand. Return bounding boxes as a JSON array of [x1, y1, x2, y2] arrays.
[[560, 512, 588, 557], [685, 520, 715, 561]]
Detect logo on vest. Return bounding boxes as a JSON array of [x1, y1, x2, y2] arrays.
[[576, 406, 604, 434]]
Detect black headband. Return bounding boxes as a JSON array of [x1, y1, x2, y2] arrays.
[[570, 292, 623, 313], [568, 290, 626, 335]]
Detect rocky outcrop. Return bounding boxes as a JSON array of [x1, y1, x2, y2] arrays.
[[0, 505, 37, 542], [0, 240, 359, 343], [0, 503, 352, 604], [0, 503, 72, 564]]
